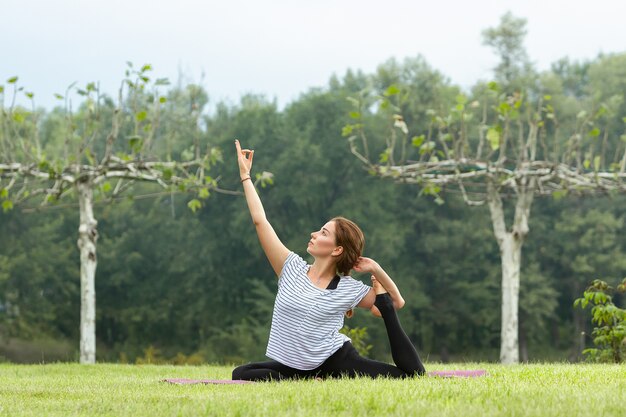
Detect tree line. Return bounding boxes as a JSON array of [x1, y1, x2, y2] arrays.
[[1, 17, 625, 364]]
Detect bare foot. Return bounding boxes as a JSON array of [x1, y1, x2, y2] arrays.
[[371, 275, 405, 309], [371, 276, 388, 295]]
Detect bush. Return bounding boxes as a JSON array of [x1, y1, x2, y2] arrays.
[[340, 325, 372, 357], [574, 278, 626, 363]]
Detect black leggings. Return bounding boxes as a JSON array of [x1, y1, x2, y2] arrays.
[[232, 293, 425, 381]]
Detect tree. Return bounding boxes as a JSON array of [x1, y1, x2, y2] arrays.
[[482, 12, 533, 91], [0, 64, 225, 363], [344, 17, 626, 362]]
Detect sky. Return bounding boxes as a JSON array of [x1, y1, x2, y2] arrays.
[[3, 0, 625, 111]]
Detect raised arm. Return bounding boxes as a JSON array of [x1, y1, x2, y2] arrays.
[[236, 139, 289, 277]]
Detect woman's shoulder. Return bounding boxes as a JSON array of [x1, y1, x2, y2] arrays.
[[280, 251, 309, 277], [338, 274, 369, 289], [338, 272, 359, 281], [285, 251, 308, 266]]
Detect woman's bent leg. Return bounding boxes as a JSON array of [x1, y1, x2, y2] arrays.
[[232, 360, 310, 381], [317, 341, 407, 379], [375, 293, 426, 376]]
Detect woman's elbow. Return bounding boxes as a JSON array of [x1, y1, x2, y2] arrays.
[[252, 215, 267, 227]]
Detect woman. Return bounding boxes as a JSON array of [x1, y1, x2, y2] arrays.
[[232, 140, 425, 381]]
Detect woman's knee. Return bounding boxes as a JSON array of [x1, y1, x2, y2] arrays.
[[232, 364, 252, 380]]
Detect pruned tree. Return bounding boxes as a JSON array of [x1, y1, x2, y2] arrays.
[[0, 64, 229, 363], [347, 86, 626, 363], [344, 17, 626, 363]]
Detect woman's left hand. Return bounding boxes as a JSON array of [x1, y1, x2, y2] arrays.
[[353, 257, 379, 274]]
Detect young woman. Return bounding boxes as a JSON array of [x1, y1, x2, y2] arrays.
[[232, 140, 426, 381]]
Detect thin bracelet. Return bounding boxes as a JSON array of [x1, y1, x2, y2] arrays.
[[241, 176, 251, 183]]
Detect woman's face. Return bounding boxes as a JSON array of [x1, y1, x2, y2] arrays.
[[307, 221, 340, 257]]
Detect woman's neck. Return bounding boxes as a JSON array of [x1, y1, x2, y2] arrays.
[[308, 258, 337, 282]]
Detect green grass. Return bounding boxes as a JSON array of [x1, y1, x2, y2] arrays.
[[0, 363, 624, 416]]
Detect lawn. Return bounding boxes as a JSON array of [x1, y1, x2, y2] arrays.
[[0, 363, 624, 416]]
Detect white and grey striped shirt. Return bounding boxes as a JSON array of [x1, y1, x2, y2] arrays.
[[266, 251, 371, 370]]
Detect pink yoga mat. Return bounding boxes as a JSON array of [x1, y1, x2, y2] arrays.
[[163, 378, 253, 385], [427, 370, 487, 378], [162, 370, 486, 385]]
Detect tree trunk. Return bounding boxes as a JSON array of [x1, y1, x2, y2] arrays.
[[487, 178, 534, 364], [77, 181, 98, 364], [498, 232, 523, 364], [519, 315, 528, 362]]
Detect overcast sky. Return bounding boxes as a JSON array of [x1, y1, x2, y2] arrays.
[[3, 0, 625, 111]]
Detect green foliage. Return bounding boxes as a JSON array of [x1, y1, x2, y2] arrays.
[[486, 126, 501, 150], [2, 39, 626, 366], [134, 345, 164, 364], [128, 345, 206, 365], [0, 336, 75, 363], [1, 200, 13, 212], [482, 12, 533, 90], [574, 279, 626, 363], [187, 198, 202, 213], [0, 209, 79, 341], [339, 325, 372, 357], [519, 262, 559, 351]]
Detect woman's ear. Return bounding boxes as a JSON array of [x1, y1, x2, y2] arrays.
[[332, 246, 344, 257]]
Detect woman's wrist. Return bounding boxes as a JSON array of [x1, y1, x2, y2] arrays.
[[240, 172, 251, 181]]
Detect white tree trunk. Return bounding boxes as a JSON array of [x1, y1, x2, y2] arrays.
[[498, 233, 522, 364], [77, 181, 98, 364], [488, 178, 534, 364]]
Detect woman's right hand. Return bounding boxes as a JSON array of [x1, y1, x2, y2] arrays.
[[235, 139, 254, 180], [353, 257, 380, 275]]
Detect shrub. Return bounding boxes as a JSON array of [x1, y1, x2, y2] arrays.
[[574, 278, 626, 363], [340, 325, 372, 357]]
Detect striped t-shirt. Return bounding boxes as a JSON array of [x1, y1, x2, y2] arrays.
[[266, 251, 371, 370]]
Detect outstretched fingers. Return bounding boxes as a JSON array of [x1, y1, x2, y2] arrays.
[[235, 139, 255, 168], [235, 139, 251, 154]]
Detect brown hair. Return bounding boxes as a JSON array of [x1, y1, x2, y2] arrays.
[[331, 217, 365, 276]]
